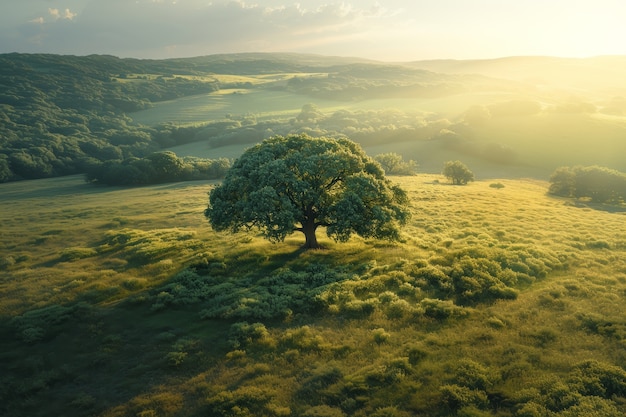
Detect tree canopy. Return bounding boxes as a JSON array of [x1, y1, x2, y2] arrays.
[[443, 160, 475, 185], [549, 165, 626, 204], [204, 134, 411, 249], [84, 151, 231, 185], [374, 152, 418, 175]]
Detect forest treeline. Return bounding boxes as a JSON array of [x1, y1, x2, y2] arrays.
[[0, 54, 225, 182], [0, 53, 511, 183], [84, 151, 231, 186]]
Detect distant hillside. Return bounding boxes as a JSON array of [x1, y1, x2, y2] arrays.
[[0, 52, 505, 182], [1, 52, 626, 183], [407, 55, 626, 96]]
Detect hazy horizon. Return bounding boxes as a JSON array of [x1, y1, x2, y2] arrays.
[[2, 1, 626, 62]]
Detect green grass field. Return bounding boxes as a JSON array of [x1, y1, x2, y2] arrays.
[[1, 174, 625, 416]]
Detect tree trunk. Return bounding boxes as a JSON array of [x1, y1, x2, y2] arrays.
[[302, 219, 320, 249]]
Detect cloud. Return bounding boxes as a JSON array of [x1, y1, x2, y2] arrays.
[[20, 0, 398, 58], [46, 8, 78, 21], [2, 0, 626, 60], [25, 7, 77, 26]]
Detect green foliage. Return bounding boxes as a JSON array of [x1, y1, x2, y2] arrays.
[[229, 322, 270, 349], [60, 247, 98, 261], [513, 364, 626, 416], [3, 173, 626, 417], [85, 151, 231, 185], [568, 360, 626, 398], [577, 313, 626, 340], [439, 384, 489, 411], [152, 263, 352, 320], [549, 165, 626, 204], [280, 326, 329, 352], [205, 134, 411, 248], [11, 304, 84, 343], [0, 54, 222, 182], [413, 245, 562, 305], [374, 153, 418, 175], [443, 160, 475, 185], [205, 386, 281, 417], [371, 328, 391, 344]]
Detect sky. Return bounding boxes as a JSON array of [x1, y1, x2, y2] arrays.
[[1, 0, 625, 61]]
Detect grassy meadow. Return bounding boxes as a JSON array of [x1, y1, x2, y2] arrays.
[[2, 173, 626, 416], [131, 74, 626, 180]]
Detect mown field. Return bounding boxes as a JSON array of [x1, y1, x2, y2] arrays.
[[1, 174, 625, 416]]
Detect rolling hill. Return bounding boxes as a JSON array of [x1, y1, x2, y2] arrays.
[[2, 52, 625, 182]]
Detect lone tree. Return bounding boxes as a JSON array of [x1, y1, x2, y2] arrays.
[[443, 160, 475, 185], [205, 134, 411, 249]]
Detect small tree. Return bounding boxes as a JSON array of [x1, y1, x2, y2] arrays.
[[374, 152, 418, 175], [205, 134, 411, 249], [443, 160, 475, 185]]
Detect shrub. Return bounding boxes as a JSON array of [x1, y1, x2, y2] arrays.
[[419, 298, 465, 319], [229, 322, 271, 349], [568, 360, 626, 398], [439, 384, 488, 411], [60, 247, 98, 261], [558, 396, 621, 417], [281, 326, 328, 352], [165, 351, 187, 367], [372, 328, 391, 344], [406, 346, 428, 366], [452, 360, 493, 391], [340, 298, 377, 318], [385, 299, 413, 319], [12, 304, 78, 343], [174, 264, 353, 320]]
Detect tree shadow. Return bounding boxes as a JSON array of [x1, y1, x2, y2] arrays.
[[562, 199, 626, 213]]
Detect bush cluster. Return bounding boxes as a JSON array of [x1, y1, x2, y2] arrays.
[[418, 245, 562, 305], [11, 304, 88, 343], [514, 361, 626, 416], [151, 263, 352, 320]]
